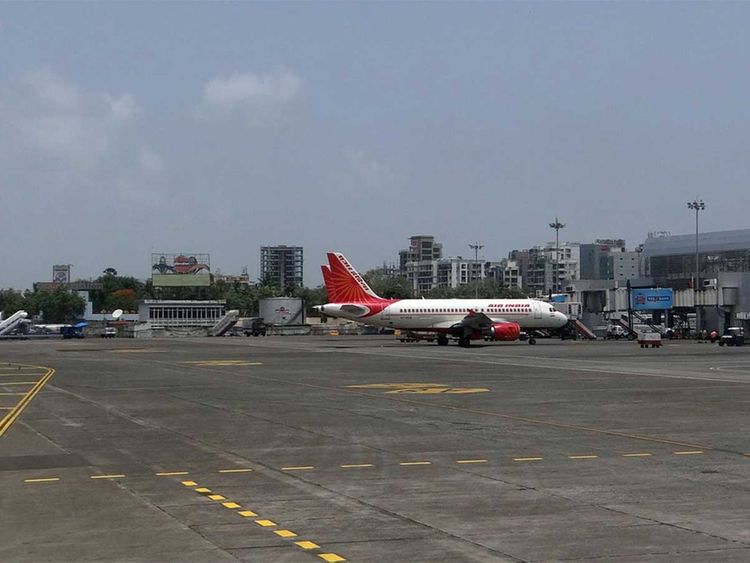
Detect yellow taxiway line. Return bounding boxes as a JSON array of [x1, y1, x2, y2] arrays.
[[0, 364, 55, 439]]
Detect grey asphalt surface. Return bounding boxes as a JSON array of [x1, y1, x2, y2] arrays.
[[2, 335, 750, 562]]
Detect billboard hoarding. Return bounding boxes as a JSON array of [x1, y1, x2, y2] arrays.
[[53, 264, 71, 284], [631, 288, 673, 310], [151, 253, 211, 287], [152, 274, 211, 287]]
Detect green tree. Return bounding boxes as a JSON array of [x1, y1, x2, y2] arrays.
[[31, 287, 85, 323], [88, 274, 148, 312], [104, 288, 139, 313], [292, 285, 328, 315], [362, 270, 413, 299], [0, 289, 28, 317]]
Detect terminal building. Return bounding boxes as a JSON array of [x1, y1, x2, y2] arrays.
[[565, 229, 750, 334], [640, 229, 750, 331], [643, 229, 750, 284]]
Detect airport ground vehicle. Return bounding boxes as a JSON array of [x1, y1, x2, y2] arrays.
[[62, 324, 86, 339], [101, 327, 117, 338], [638, 332, 662, 348], [719, 327, 745, 346], [244, 318, 267, 337], [605, 324, 629, 340]]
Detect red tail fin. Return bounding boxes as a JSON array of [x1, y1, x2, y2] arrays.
[[321, 265, 340, 302], [321, 252, 384, 303]]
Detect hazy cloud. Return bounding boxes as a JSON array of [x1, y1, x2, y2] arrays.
[[327, 148, 398, 196], [107, 94, 142, 121], [196, 69, 302, 123], [137, 148, 165, 174], [0, 68, 143, 170]]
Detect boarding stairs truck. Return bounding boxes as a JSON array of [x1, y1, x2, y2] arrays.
[[210, 310, 239, 337], [0, 310, 28, 335], [569, 319, 597, 340]]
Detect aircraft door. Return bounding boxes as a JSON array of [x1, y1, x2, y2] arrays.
[[533, 301, 542, 320]]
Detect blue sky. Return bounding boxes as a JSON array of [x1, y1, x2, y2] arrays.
[[2, 2, 749, 288]]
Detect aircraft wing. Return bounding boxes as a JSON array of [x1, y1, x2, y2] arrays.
[[447, 311, 508, 336]]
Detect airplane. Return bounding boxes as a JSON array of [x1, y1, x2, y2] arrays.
[[313, 252, 568, 347]]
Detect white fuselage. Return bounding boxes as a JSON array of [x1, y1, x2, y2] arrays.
[[319, 298, 568, 331]]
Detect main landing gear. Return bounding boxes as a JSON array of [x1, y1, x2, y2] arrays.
[[437, 335, 449, 346], [458, 336, 471, 348], [528, 337, 536, 345]]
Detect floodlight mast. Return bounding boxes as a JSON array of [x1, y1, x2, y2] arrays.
[[549, 218, 566, 294], [469, 242, 484, 299], [687, 199, 705, 333]]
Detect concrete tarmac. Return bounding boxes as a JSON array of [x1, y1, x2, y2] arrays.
[[2, 335, 750, 562]]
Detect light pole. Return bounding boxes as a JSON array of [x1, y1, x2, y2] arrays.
[[548, 218, 565, 294], [469, 242, 483, 299], [687, 199, 705, 333]]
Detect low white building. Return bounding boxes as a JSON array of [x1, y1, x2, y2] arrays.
[[138, 300, 226, 328]]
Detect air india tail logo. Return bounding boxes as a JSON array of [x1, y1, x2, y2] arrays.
[[321, 252, 384, 303]]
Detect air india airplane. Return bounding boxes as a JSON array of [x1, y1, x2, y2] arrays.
[[314, 252, 568, 347]]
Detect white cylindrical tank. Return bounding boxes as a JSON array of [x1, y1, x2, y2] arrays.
[[259, 298, 305, 325]]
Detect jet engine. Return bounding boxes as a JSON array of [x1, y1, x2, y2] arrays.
[[487, 321, 521, 341]]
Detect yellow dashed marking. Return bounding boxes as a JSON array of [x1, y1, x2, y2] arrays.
[[208, 494, 226, 501], [222, 501, 241, 509], [296, 541, 320, 550], [456, 459, 488, 464], [155, 471, 189, 476], [0, 392, 25, 396], [0, 407, 13, 410], [238, 510, 258, 517], [569, 455, 599, 460], [255, 519, 276, 527], [282, 466, 314, 471], [319, 554, 346, 562], [274, 529, 298, 538], [185, 360, 263, 367], [346, 383, 487, 394], [340, 463, 374, 468], [399, 461, 431, 466], [623, 452, 652, 457], [674, 450, 704, 455], [181, 480, 198, 487], [90, 474, 125, 479], [0, 381, 39, 385], [218, 468, 253, 473], [24, 477, 60, 483], [513, 457, 543, 462], [195, 487, 212, 493]]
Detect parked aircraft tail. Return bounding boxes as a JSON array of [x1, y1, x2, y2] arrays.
[[321, 252, 385, 303]]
